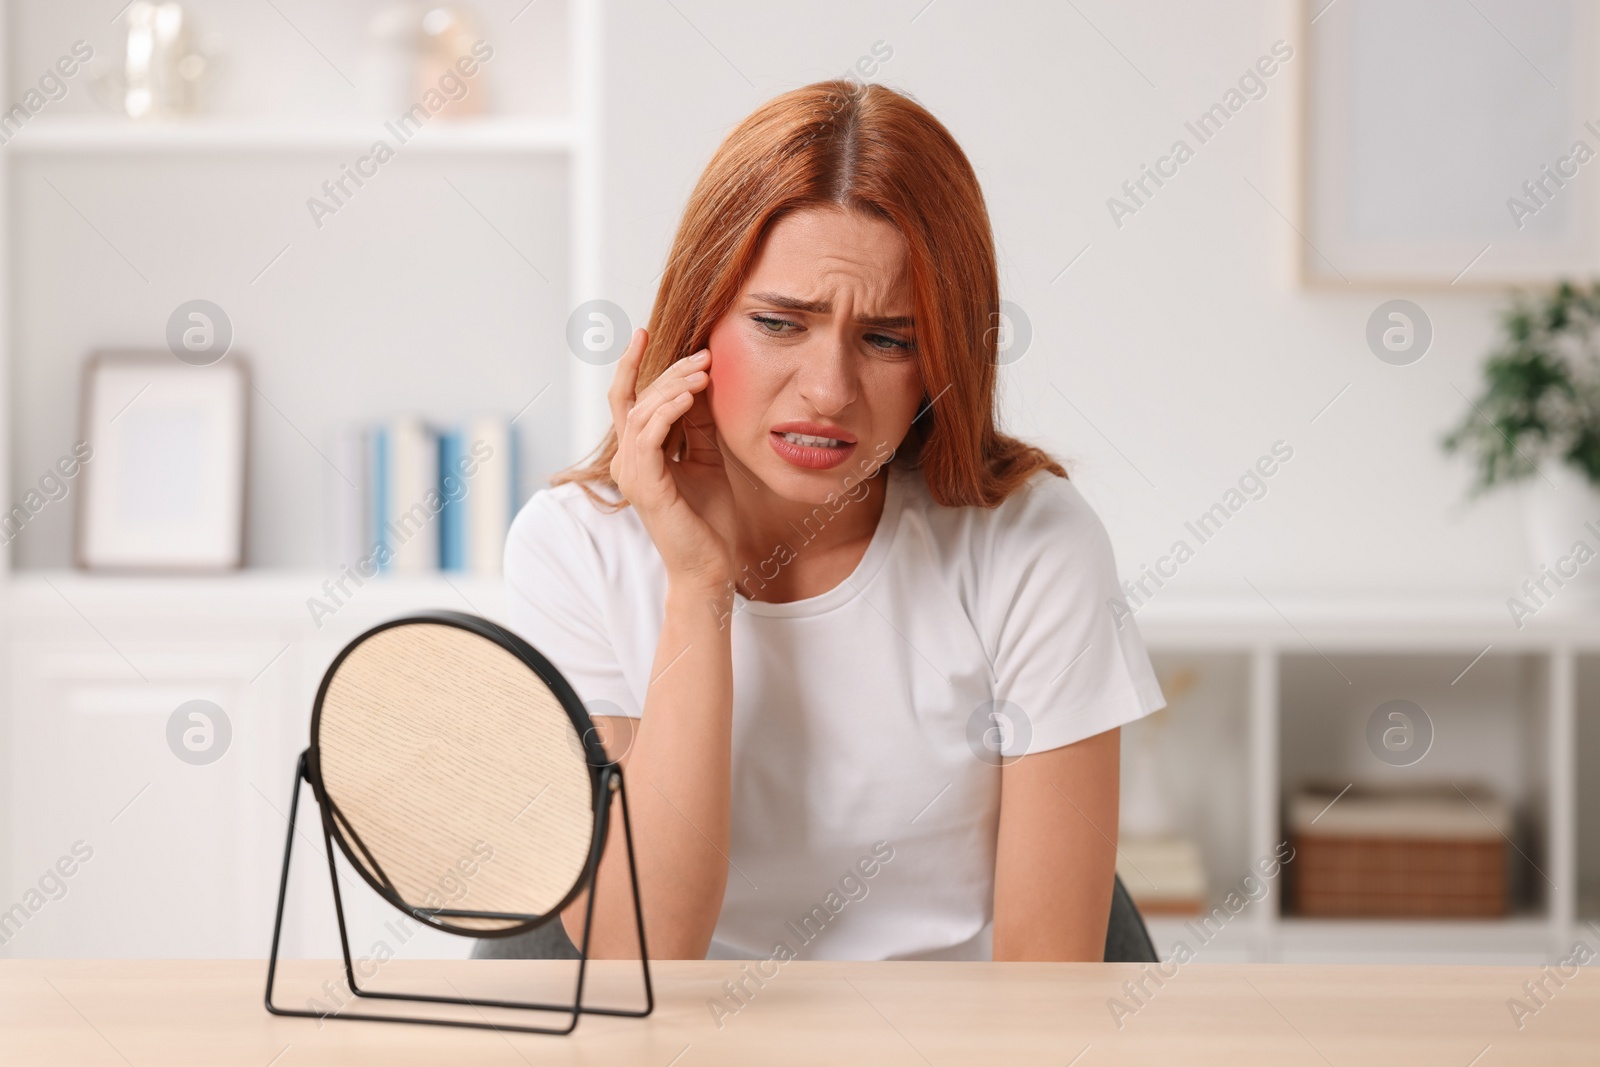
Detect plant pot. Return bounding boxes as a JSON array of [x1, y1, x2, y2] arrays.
[[1521, 464, 1600, 608]]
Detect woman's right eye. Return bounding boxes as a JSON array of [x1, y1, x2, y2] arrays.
[[752, 314, 797, 334]]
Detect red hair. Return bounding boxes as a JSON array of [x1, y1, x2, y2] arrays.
[[553, 79, 1065, 509]]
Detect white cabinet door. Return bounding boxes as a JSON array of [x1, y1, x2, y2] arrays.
[[4, 638, 290, 958]]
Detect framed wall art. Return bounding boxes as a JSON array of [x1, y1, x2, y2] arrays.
[[1297, 0, 1600, 287], [76, 351, 249, 571]]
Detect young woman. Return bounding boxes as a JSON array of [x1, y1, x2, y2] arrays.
[[503, 80, 1165, 963]]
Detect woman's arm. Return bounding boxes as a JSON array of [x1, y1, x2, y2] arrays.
[[992, 725, 1120, 961], [555, 327, 739, 960], [558, 578, 735, 959]]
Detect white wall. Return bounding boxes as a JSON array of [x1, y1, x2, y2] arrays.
[[597, 0, 1530, 600]]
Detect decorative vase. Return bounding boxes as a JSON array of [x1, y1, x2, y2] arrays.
[[88, 2, 220, 120], [1520, 464, 1600, 608]]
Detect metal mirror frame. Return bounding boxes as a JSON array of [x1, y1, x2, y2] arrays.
[[263, 610, 653, 1035]]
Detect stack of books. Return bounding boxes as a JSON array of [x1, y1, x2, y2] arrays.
[[1116, 836, 1208, 915], [324, 415, 520, 576]]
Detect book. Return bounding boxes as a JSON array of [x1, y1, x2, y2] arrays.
[[464, 415, 514, 576], [373, 416, 438, 573], [330, 413, 522, 574], [437, 429, 467, 572], [323, 424, 369, 571]]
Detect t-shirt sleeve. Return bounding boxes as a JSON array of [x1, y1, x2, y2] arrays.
[[980, 475, 1166, 756], [502, 489, 641, 717]]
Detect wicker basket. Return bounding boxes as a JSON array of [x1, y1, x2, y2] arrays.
[[1287, 784, 1510, 918]]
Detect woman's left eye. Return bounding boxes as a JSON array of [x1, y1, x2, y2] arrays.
[[866, 332, 913, 352]]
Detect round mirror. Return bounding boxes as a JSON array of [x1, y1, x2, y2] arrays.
[[309, 611, 607, 938]]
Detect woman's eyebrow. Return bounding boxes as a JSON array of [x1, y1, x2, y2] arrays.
[[747, 291, 914, 329]]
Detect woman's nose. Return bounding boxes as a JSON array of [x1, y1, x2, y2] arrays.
[[797, 333, 859, 413]]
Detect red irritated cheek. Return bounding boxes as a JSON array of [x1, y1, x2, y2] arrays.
[[706, 335, 751, 436]]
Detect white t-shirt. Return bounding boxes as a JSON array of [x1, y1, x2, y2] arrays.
[[503, 462, 1166, 961]]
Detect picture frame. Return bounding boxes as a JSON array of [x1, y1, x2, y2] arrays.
[[76, 350, 249, 571], [1295, 0, 1600, 288]]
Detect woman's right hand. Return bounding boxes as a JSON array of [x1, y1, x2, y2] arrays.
[[608, 327, 738, 589]]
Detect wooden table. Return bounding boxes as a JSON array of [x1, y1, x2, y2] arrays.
[[0, 958, 1595, 1065]]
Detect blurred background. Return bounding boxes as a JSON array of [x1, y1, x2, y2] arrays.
[[1, 0, 1598, 969]]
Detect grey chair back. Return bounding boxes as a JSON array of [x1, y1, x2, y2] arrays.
[[1103, 872, 1158, 962]]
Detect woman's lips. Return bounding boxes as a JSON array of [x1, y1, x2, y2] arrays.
[[769, 430, 857, 470]]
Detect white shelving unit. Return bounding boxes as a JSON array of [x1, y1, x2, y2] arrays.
[[7, 557, 1597, 965], [1133, 596, 1594, 965], [0, 0, 609, 572], [3, 114, 579, 154], [0, 0, 608, 960]]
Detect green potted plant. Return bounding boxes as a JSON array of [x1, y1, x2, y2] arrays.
[[1444, 281, 1600, 606]]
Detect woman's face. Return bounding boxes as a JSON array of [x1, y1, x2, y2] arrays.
[[704, 205, 925, 504]]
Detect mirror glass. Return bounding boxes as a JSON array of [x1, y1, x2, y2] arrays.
[[313, 617, 598, 935]]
